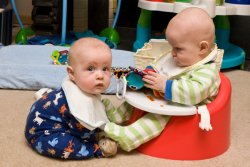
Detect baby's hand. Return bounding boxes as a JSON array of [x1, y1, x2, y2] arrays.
[[143, 71, 167, 93]]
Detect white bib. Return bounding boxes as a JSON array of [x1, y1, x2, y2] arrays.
[[62, 77, 110, 130], [154, 45, 221, 79]]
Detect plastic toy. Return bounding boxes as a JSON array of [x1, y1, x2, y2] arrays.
[[220, 0, 250, 69], [111, 66, 151, 91], [10, 0, 35, 44], [112, 65, 164, 100], [74, 30, 117, 49], [99, 0, 122, 44], [111, 66, 130, 99], [126, 66, 160, 92], [49, 0, 119, 47], [51, 50, 69, 65], [214, 15, 245, 69], [126, 71, 144, 90], [111, 67, 130, 79], [60, 0, 67, 45], [133, 0, 250, 69], [226, 0, 250, 4], [111, 66, 152, 99]]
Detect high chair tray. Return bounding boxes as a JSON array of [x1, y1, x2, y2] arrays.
[[125, 90, 196, 116]]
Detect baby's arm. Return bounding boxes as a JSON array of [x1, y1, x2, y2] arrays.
[[165, 67, 220, 105], [102, 98, 134, 124], [143, 64, 220, 105]]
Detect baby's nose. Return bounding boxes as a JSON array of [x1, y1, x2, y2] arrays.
[[96, 70, 104, 79], [172, 50, 176, 57]]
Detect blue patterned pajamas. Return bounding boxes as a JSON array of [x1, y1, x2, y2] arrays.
[[24, 88, 103, 159]]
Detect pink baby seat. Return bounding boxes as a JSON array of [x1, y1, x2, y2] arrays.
[[129, 72, 231, 160]]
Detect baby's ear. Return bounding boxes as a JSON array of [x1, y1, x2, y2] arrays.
[[199, 41, 209, 55], [67, 66, 75, 81]]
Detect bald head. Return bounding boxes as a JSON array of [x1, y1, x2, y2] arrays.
[[166, 7, 215, 47], [68, 37, 111, 66]]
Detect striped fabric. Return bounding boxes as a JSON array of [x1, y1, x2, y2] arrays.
[[105, 113, 170, 152], [166, 62, 220, 105], [104, 62, 220, 152], [102, 99, 133, 124]]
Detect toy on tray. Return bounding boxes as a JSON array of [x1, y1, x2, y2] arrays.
[[111, 66, 130, 99], [127, 66, 164, 98], [111, 66, 146, 92], [111, 66, 163, 99], [51, 50, 69, 65]]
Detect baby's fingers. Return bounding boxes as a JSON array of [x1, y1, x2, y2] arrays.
[[144, 83, 154, 89], [143, 77, 154, 85], [147, 71, 158, 76], [143, 74, 155, 81]]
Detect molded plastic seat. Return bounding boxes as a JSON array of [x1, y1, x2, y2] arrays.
[[129, 73, 231, 160]]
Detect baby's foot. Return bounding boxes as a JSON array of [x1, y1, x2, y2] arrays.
[[98, 138, 118, 157]]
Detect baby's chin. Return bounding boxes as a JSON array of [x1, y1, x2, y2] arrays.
[[82, 89, 103, 95], [92, 88, 107, 95], [173, 59, 182, 67], [174, 59, 189, 67], [82, 84, 109, 95], [93, 90, 105, 95]]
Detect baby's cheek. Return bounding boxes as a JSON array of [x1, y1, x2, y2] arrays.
[[105, 76, 111, 86], [81, 77, 94, 87]]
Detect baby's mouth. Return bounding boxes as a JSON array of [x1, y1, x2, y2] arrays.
[[173, 58, 180, 66], [96, 83, 104, 88]]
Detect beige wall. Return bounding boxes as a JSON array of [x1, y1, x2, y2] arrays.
[[13, 0, 116, 31], [13, 0, 33, 24], [74, 0, 116, 32], [15, 0, 33, 16], [74, 0, 88, 31]]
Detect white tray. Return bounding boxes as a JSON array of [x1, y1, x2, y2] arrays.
[[125, 90, 197, 116], [138, 0, 250, 17]]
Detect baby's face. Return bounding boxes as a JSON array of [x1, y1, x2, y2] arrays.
[[70, 47, 112, 94], [166, 28, 204, 67], [165, 9, 215, 67]]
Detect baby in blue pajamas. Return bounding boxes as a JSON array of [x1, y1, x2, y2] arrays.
[[25, 38, 118, 159], [25, 88, 104, 159]]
